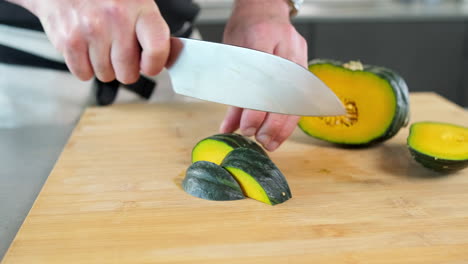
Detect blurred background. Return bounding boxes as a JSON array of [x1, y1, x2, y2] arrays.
[[196, 0, 468, 107]]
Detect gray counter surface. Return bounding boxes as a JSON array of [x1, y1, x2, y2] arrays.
[[197, 0, 468, 23], [0, 125, 74, 260]]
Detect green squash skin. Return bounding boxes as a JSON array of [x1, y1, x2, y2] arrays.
[[211, 133, 268, 156], [408, 148, 468, 172], [305, 59, 410, 146], [367, 66, 410, 143], [182, 161, 245, 201], [221, 148, 292, 205]]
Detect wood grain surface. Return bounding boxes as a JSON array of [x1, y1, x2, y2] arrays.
[[3, 92, 468, 264]]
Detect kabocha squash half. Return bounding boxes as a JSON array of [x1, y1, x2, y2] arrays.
[[183, 161, 245, 201], [192, 133, 267, 165], [299, 60, 410, 146], [408, 122, 468, 172], [221, 148, 292, 205]]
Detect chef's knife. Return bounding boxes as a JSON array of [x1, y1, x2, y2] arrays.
[[167, 38, 345, 116]]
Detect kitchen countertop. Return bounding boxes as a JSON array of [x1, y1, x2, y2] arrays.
[[197, 0, 468, 23], [0, 124, 75, 261]]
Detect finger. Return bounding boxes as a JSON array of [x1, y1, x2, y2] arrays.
[[111, 21, 140, 84], [239, 109, 267, 137], [220, 106, 243, 133], [110, 40, 140, 84], [85, 18, 115, 82], [269, 115, 300, 151], [255, 113, 289, 151], [136, 10, 170, 76], [62, 34, 94, 81], [89, 42, 115, 82]]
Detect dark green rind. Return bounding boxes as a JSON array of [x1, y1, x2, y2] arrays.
[[408, 148, 468, 172], [221, 148, 291, 205], [366, 66, 410, 143], [303, 59, 410, 146], [407, 122, 468, 172], [193, 134, 240, 151], [182, 161, 245, 201], [212, 133, 268, 156], [192, 134, 243, 163]]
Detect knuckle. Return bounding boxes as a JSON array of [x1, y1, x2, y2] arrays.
[[122, 45, 136, 55], [63, 31, 83, 50], [267, 116, 288, 132], [104, 1, 126, 19], [241, 111, 265, 128], [81, 17, 103, 37], [117, 43, 139, 61], [113, 51, 133, 65]]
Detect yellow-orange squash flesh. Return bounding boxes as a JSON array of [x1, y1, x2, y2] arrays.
[[191, 139, 234, 165], [408, 122, 468, 161], [224, 167, 271, 205]]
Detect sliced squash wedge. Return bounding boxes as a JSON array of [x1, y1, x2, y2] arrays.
[[191, 133, 266, 165], [182, 161, 245, 201], [408, 122, 468, 172], [221, 148, 292, 205]]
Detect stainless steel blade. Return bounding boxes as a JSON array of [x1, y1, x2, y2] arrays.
[[167, 38, 345, 116]]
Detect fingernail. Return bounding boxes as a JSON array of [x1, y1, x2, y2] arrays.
[[243, 127, 256, 137], [257, 134, 271, 146], [267, 141, 279, 151]]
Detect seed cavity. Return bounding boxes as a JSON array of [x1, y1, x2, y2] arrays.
[[320, 98, 358, 127]]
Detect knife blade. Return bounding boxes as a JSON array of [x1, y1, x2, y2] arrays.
[[166, 38, 345, 116]]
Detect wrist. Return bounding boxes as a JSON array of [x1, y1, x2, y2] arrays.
[[233, 0, 290, 19]]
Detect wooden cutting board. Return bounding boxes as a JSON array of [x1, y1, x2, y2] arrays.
[[3, 92, 468, 264]]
